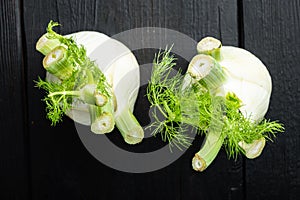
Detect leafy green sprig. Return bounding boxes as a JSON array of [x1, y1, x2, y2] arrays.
[[36, 76, 74, 125], [147, 49, 207, 150], [36, 21, 113, 125], [147, 48, 284, 157], [223, 93, 284, 159]]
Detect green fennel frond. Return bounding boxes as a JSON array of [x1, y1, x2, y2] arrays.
[[223, 93, 285, 159], [147, 48, 203, 150], [36, 21, 114, 126], [46, 21, 111, 96], [46, 20, 86, 67], [147, 48, 284, 156], [35, 77, 74, 125]]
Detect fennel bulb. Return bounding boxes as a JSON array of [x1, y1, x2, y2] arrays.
[[189, 37, 283, 171], [55, 31, 144, 144], [37, 21, 143, 144]]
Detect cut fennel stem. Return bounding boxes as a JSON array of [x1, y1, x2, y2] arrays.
[[192, 96, 225, 172], [197, 36, 222, 61], [190, 37, 273, 171], [46, 31, 144, 144], [43, 46, 73, 80]]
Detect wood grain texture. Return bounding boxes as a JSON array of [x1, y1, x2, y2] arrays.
[[23, 0, 180, 199], [243, 0, 300, 199], [22, 0, 243, 199], [0, 0, 29, 199], [4, 0, 299, 199], [177, 1, 243, 200]]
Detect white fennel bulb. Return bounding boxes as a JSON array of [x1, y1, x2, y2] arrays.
[[46, 31, 144, 144], [191, 37, 272, 122], [188, 37, 283, 171], [218, 46, 272, 122]]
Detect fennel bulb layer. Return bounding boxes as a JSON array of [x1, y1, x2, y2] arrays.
[[218, 46, 272, 122], [46, 31, 144, 144]]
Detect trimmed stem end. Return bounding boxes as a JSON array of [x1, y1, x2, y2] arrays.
[[115, 108, 144, 145], [192, 154, 207, 172], [124, 126, 144, 145], [36, 33, 61, 55], [239, 138, 266, 159], [197, 37, 222, 61], [91, 113, 115, 134]]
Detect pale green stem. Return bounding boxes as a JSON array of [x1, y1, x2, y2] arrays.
[[36, 33, 61, 55], [86, 70, 95, 85], [80, 84, 98, 105], [192, 97, 225, 172], [238, 138, 266, 159], [192, 129, 225, 171], [43, 46, 73, 80], [115, 107, 144, 144], [84, 70, 108, 106], [188, 54, 226, 90], [94, 92, 108, 107], [163, 101, 176, 121], [48, 90, 80, 97], [197, 37, 222, 61], [89, 103, 115, 134]]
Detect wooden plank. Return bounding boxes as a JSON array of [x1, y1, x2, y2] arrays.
[[23, 0, 133, 199], [178, 1, 244, 200], [0, 0, 29, 199], [23, 0, 180, 199], [23, 0, 243, 199], [243, 0, 300, 199]]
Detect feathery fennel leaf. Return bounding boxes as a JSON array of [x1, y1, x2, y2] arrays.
[[147, 48, 206, 150], [147, 48, 284, 156], [36, 21, 113, 126]]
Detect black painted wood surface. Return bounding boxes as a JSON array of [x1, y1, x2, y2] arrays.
[[0, 0, 299, 199], [0, 0, 29, 199], [242, 1, 300, 199]]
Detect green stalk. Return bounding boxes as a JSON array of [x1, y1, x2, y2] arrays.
[[82, 70, 108, 106], [89, 103, 115, 134], [45, 85, 106, 108], [192, 97, 225, 172], [94, 91, 108, 106], [80, 84, 97, 105], [43, 46, 74, 80], [163, 101, 176, 121], [192, 130, 225, 171], [48, 90, 80, 97], [85, 68, 115, 134], [115, 107, 144, 144], [188, 54, 226, 90], [36, 21, 117, 132], [238, 137, 266, 159], [36, 33, 61, 55], [197, 37, 222, 61]]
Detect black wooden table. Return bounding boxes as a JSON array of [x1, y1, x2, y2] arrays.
[[1, 0, 299, 199]]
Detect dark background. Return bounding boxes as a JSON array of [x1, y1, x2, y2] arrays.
[[0, 0, 299, 199]]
